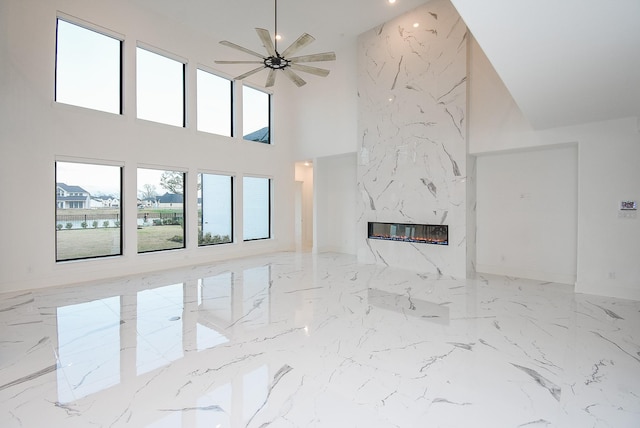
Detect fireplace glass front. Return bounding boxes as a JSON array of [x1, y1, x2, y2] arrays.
[[368, 222, 448, 245]]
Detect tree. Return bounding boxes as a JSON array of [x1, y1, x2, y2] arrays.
[[160, 172, 184, 195], [139, 183, 157, 200]]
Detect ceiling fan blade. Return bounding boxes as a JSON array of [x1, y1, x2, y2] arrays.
[[283, 68, 307, 87], [235, 66, 266, 81], [265, 69, 277, 87], [215, 60, 264, 64], [290, 63, 330, 77], [255, 28, 277, 57], [281, 33, 315, 58], [288, 52, 337, 63], [219, 40, 266, 59]]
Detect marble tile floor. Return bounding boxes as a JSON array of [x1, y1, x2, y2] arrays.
[[1, 252, 639, 427]]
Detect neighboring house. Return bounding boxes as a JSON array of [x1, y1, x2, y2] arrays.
[[243, 127, 269, 144], [90, 198, 104, 208], [56, 183, 90, 209], [157, 192, 183, 208], [139, 197, 158, 208], [91, 197, 120, 208]]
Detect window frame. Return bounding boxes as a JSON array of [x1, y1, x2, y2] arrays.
[[54, 16, 124, 115], [196, 67, 234, 137], [135, 44, 187, 128], [136, 167, 187, 254], [242, 176, 271, 242], [242, 84, 271, 145], [55, 160, 124, 262], [198, 172, 234, 247]]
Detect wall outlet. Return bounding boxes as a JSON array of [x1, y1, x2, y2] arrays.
[[608, 272, 616, 280]]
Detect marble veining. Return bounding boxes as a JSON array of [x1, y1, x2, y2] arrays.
[[0, 252, 639, 427], [357, 0, 471, 277]]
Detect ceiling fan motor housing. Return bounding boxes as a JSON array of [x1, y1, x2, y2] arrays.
[[265, 55, 290, 70]]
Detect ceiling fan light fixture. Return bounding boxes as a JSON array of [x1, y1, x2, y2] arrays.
[[215, 0, 336, 88]]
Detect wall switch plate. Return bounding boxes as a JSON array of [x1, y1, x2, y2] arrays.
[[618, 211, 638, 219]]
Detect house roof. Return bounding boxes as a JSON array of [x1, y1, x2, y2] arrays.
[[158, 193, 183, 203], [243, 127, 269, 144], [57, 195, 88, 202], [57, 183, 88, 194]]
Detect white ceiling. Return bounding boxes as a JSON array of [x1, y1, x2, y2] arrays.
[[130, 0, 431, 53], [451, 0, 640, 129], [132, 0, 640, 130]]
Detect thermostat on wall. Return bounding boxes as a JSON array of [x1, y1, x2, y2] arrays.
[[620, 201, 637, 210]]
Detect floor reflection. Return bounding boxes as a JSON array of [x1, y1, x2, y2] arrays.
[[2, 252, 639, 428], [56, 296, 120, 403], [50, 263, 275, 417], [367, 288, 450, 324]]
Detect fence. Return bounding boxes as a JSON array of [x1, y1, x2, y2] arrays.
[[56, 213, 120, 230], [56, 212, 184, 229]]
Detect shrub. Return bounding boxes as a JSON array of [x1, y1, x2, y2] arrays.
[[92, 221, 98, 228], [153, 219, 162, 226], [56, 224, 63, 231], [168, 235, 183, 243], [103, 220, 110, 228], [114, 221, 120, 227], [65, 223, 73, 230], [199, 231, 232, 245], [81, 221, 88, 229]]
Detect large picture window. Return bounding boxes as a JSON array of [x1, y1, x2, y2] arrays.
[[243, 86, 270, 144], [243, 176, 270, 241], [55, 19, 122, 114], [55, 161, 122, 261], [136, 47, 185, 127], [198, 173, 233, 246], [197, 70, 233, 137], [137, 168, 185, 253]]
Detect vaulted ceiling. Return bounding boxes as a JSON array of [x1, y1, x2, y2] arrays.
[[451, 0, 640, 130], [132, 0, 640, 130]]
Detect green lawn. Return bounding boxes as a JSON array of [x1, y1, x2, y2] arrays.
[[56, 225, 185, 260], [56, 228, 121, 261], [137, 225, 184, 253]]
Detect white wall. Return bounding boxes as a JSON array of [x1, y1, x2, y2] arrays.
[[476, 145, 578, 284], [543, 119, 640, 300], [294, 162, 314, 250], [468, 36, 640, 300], [0, 0, 295, 293], [314, 154, 357, 255], [290, 41, 359, 161]]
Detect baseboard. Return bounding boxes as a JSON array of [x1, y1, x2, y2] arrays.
[[576, 280, 640, 302], [476, 264, 576, 285]]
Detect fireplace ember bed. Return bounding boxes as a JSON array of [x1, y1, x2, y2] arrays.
[[368, 222, 448, 245]]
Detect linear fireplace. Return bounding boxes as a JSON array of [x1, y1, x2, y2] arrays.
[[368, 222, 448, 245]]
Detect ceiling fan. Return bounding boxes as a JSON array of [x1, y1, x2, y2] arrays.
[[215, 0, 336, 87]]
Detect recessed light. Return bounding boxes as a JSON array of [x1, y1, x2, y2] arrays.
[[275, 34, 282, 41], [413, 22, 419, 28], [388, 0, 397, 4]]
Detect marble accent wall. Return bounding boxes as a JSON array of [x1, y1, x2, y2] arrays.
[[356, 0, 470, 277]]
